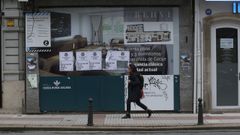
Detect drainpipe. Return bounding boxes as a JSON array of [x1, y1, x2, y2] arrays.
[[194, 0, 204, 114], [200, 22, 204, 107]]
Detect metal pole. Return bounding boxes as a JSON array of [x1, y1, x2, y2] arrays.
[[198, 98, 203, 125], [87, 97, 93, 126]]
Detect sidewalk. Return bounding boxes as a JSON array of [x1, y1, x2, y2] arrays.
[[0, 113, 240, 130]]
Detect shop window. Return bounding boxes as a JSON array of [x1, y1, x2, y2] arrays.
[[37, 7, 179, 76]]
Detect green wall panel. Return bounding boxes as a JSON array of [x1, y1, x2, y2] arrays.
[[40, 77, 77, 111], [74, 77, 101, 111], [40, 76, 124, 112], [100, 76, 124, 111]]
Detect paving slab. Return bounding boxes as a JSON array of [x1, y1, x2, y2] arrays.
[[0, 113, 239, 130]]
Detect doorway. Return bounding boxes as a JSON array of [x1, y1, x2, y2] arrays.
[[211, 22, 240, 109]]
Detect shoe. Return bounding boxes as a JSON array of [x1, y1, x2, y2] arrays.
[[122, 114, 131, 119], [147, 109, 152, 118]]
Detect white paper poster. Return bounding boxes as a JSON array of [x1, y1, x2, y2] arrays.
[[59, 52, 74, 71], [27, 74, 38, 88], [105, 51, 129, 70], [76, 51, 102, 71], [89, 51, 102, 70], [124, 75, 174, 110], [76, 51, 90, 71], [25, 12, 51, 51], [220, 38, 234, 48]]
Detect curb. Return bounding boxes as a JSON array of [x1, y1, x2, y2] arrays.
[[0, 124, 240, 131]]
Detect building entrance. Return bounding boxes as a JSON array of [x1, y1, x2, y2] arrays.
[[211, 22, 240, 109]]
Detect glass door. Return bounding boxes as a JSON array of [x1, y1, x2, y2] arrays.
[[211, 23, 240, 109]]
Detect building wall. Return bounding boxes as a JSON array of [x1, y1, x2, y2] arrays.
[[198, 0, 240, 112], [1, 0, 25, 113], [178, 1, 194, 112], [1, 0, 194, 113], [199, 0, 232, 19], [1, 81, 24, 113]]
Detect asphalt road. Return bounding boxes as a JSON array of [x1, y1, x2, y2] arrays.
[[1, 130, 240, 135]]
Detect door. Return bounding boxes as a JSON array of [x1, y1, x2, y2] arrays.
[[211, 22, 240, 109]]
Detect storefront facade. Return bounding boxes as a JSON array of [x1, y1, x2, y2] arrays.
[[1, 0, 194, 113], [195, 0, 240, 112]]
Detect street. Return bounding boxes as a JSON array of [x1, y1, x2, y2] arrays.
[[1, 130, 240, 135]]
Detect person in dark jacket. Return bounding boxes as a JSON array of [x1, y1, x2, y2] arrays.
[[122, 63, 152, 119]]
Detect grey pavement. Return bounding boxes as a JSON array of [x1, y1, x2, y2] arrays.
[[0, 113, 240, 130]]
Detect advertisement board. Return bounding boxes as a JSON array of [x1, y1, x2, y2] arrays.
[[124, 75, 174, 110], [26, 12, 51, 52]]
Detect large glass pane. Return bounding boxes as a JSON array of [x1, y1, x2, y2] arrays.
[[216, 28, 238, 106]]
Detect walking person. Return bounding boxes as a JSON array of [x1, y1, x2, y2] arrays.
[[122, 63, 152, 119]]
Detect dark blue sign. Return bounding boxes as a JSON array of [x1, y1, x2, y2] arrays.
[[205, 9, 212, 15]]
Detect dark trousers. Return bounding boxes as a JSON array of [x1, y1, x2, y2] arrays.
[[126, 99, 148, 114]]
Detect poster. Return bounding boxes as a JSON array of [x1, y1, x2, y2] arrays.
[[220, 38, 233, 49], [59, 52, 74, 71], [25, 12, 51, 52], [124, 75, 174, 110], [124, 22, 173, 45], [76, 51, 90, 71], [27, 74, 38, 88], [89, 51, 102, 70], [105, 51, 129, 70], [125, 45, 170, 75], [76, 51, 102, 71]]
